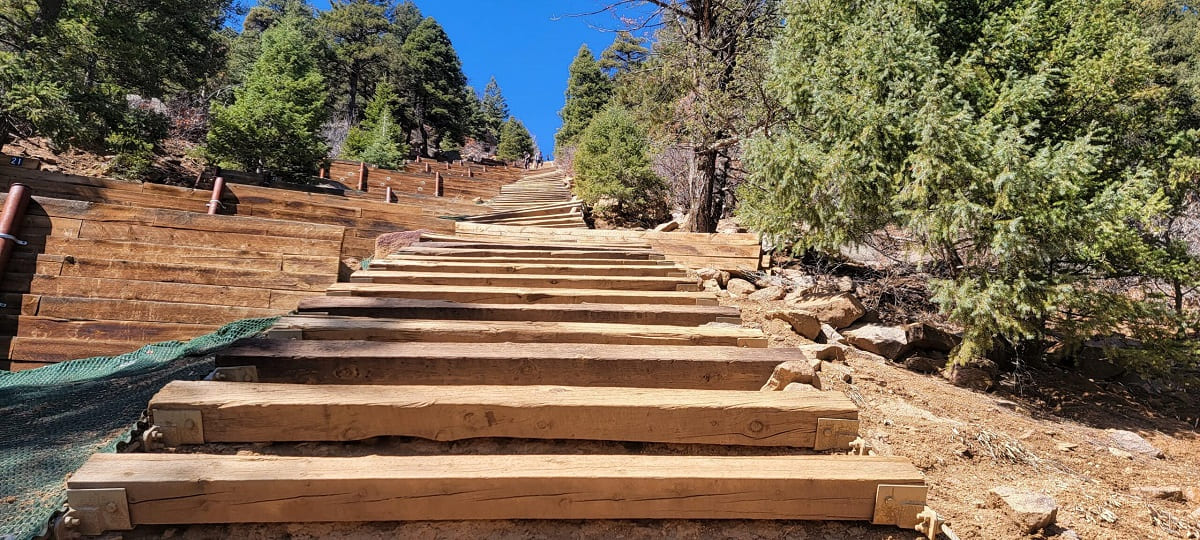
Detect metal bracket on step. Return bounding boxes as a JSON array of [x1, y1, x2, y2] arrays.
[[59, 488, 132, 536], [847, 437, 871, 456], [915, 506, 944, 539], [872, 484, 929, 529], [212, 365, 258, 382], [813, 418, 859, 451], [149, 409, 204, 446]]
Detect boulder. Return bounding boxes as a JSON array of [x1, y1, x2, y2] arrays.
[[653, 220, 680, 232], [843, 324, 911, 360], [988, 487, 1058, 534], [782, 382, 819, 392], [701, 279, 721, 293], [819, 323, 847, 345], [726, 278, 757, 297], [799, 343, 847, 363], [749, 286, 786, 302], [695, 268, 730, 287], [760, 358, 821, 391], [1107, 429, 1164, 459], [764, 310, 821, 339], [789, 293, 865, 329], [374, 229, 429, 259], [945, 359, 998, 391], [904, 323, 961, 353], [1131, 486, 1183, 501], [1184, 486, 1200, 503], [903, 354, 946, 374]]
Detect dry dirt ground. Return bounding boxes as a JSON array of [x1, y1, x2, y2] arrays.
[[93, 297, 1199, 540]]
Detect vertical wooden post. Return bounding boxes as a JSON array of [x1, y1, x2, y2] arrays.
[[468, 168, 474, 178], [445, 162, 451, 170], [358, 161, 368, 192], [318, 165, 327, 179], [384, 186, 392, 203], [0, 183, 31, 283], [483, 166, 488, 173], [435, 172, 444, 197], [424, 163, 431, 173], [208, 176, 225, 215]]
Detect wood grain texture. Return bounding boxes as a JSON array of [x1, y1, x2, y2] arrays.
[[350, 271, 694, 291], [68, 453, 924, 523], [325, 283, 716, 305], [296, 297, 739, 326], [366, 260, 685, 277], [215, 340, 795, 389], [150, 381, 857, 446]]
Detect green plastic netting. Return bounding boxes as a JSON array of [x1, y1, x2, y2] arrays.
[[0, 317, 279, 540]]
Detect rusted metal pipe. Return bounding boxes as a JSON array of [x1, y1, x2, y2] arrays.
[[358, 161, 368, 192], [468, 168, 474, 178], [435, 172, 444, 197], [384, 186, 392, 203], [0, 183, 31, 283], [445, 162, 451, 170], [207, 176, 225, 215], [424, 163, 431, 173], [318, 165, 327, 179]]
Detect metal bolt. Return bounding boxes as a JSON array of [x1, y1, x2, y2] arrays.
[[105, 502, 117, 513], [214, 372, 228, 381], [184, 419, 196, 430]]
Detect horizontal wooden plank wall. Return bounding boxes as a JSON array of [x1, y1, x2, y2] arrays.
[[0, 193, 345, 371], [453, 222, 763, 271], [327, 159, 525, 200]]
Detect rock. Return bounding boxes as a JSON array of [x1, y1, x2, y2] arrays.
[[789, 293, 865, 329], [1131, 486, 1184, 501], [1184, 486, 1200, 502], [1189, 507, 1200, 522], [904, 323, 961, 353], [903, 354, 946, 374], [726, 278, 757, 297], [988, 487, 1058, 534], [653, 220, 679, 232], [472, 197, 483, 204], [695, 268, 730, 287], [1099, 509, 1117, 523], [836, 275, 854, 292], [761, 359, 820, 391], [1077, 356, 1126, 381], [749, 286, 786, 302], [819, 323, 847, 345], [373, 229, 429, 259], [1056, 442, 1078, 452], [1059, 530, 1080, 540], [799, 343, 847, 363], [1108, 447, 1134, 459], [701, 279, 721, 292], [945, 359, 998, 391], [782, 382, 819, 392], [764, 310, 821, 339], [843, 324, 911, 360], [1107, 429, 1165, 459]]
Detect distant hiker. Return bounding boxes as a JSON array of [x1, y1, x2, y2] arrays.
[[536, 153, 544, 169], [523, 152, 531, 169]]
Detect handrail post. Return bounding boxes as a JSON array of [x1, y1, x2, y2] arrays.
[[358, 161, 368, 192], [384, 186, 392, 203], [435, 172, 444, 197], [0, 183, 31, 282], [207, 176, 225, 215]]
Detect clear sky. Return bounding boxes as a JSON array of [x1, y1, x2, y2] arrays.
[[307, 0, 636, 159]]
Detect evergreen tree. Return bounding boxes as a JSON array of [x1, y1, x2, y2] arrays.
[[554, 45, 612, 150], [600, 31, 649, 76], [206, 16, 328, 176], [401, 17, 468, 156], [573, 107, 669, 227], [357, 112, 407, 169], [740, 0, 1200, 373], [342, 82, 408, 164], [318, 0, 391, 120], [481, 76, 509, 139], [496, 117, 535, 161]]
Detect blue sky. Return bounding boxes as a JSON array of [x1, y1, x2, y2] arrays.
[[306, 0, 640, 158]]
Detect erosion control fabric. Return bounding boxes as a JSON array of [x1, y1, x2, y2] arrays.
[[0, 317, 279, 540]]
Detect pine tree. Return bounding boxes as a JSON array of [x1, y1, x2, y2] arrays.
[[600, 31, 649, 76], [206, 16, 328, 176], [573, 107, 669, 227], [496, 117, 535, 161], [318, 0, 391, 120], [555, 45, 612, 150], [342, 82, 408, 166], [481, 76, 509, 139], [401, 17, 468, 157]]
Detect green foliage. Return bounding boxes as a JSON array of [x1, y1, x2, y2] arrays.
[[741, 0, 1200, 374], [401, 17, 468, 156], [206, 16, 328, 176], [342, 82, 409, 168], [480, 76, 510, 140], [106, 107, 170, 180], [555, 45, 612, 150], [318, 0, 390, 119], [496, 117, 535, 161], [600, 31, 649, 75], [574, 107, 669, 227]]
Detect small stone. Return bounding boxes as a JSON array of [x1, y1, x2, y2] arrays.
[[1184, 486, 1200, 502], [1108, 447, 1134, 459], [819, 323, 847, 345], [726, 278, 757, 297], [1099, 509, 1117, 523], [904, 323, 961, 353], [988, 487, 1058, 534], [799, 343, 847, 363], [695, 267, 730, 287], [749, 285, 786, 302], [903, 354, 945, 374], [843, 324, 911, 359], [1056, 442, 1078, 452], [760, 359, 820, 391], [1059, 530, 1080, 540], [782, 382, 819, 392], [945, 359, 998, 391], [972, 499, 987, 509], [701, 279, 721, 292], [788, 293, 866, 329], [1131, 486, 1184, 501], [1189, 507, 1200, 522], [1107, 429, 1165, 459], [843, 373, 853, 383], [764, 310, 821, 339]]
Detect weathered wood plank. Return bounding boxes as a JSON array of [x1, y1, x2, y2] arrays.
[[34, 296, 279, 325], [324, 283, 716, 305], [68, 453, 925, 525], [365, 260, 685, 277], [349, 271, 696, 291], [216, 340, 793, 389], [150, 381, 856, 447], [296, 297, 739, 326], [268, 316, 767, 347]]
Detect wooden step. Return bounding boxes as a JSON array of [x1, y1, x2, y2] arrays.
[[148, 381, 857, 447], [325, 283, 717, 305], [396, 247, 664, 260], [215, 340, 795, 388], [67, 453, 925, 530], [266, 316, 768, 347], [382, 254, 676, 266], [365, 260, 685, 277], [297, 297, 740, 325], [415, 241, 653, 252], [349, 271, 698, 292]]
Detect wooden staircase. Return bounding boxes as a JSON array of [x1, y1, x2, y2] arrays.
[[62, 234, 934, 536], [459, 169, 589, 228]]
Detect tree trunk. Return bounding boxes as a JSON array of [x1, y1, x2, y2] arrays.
[[347, 63, 361, 122], [684, 147, 719, 232]]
